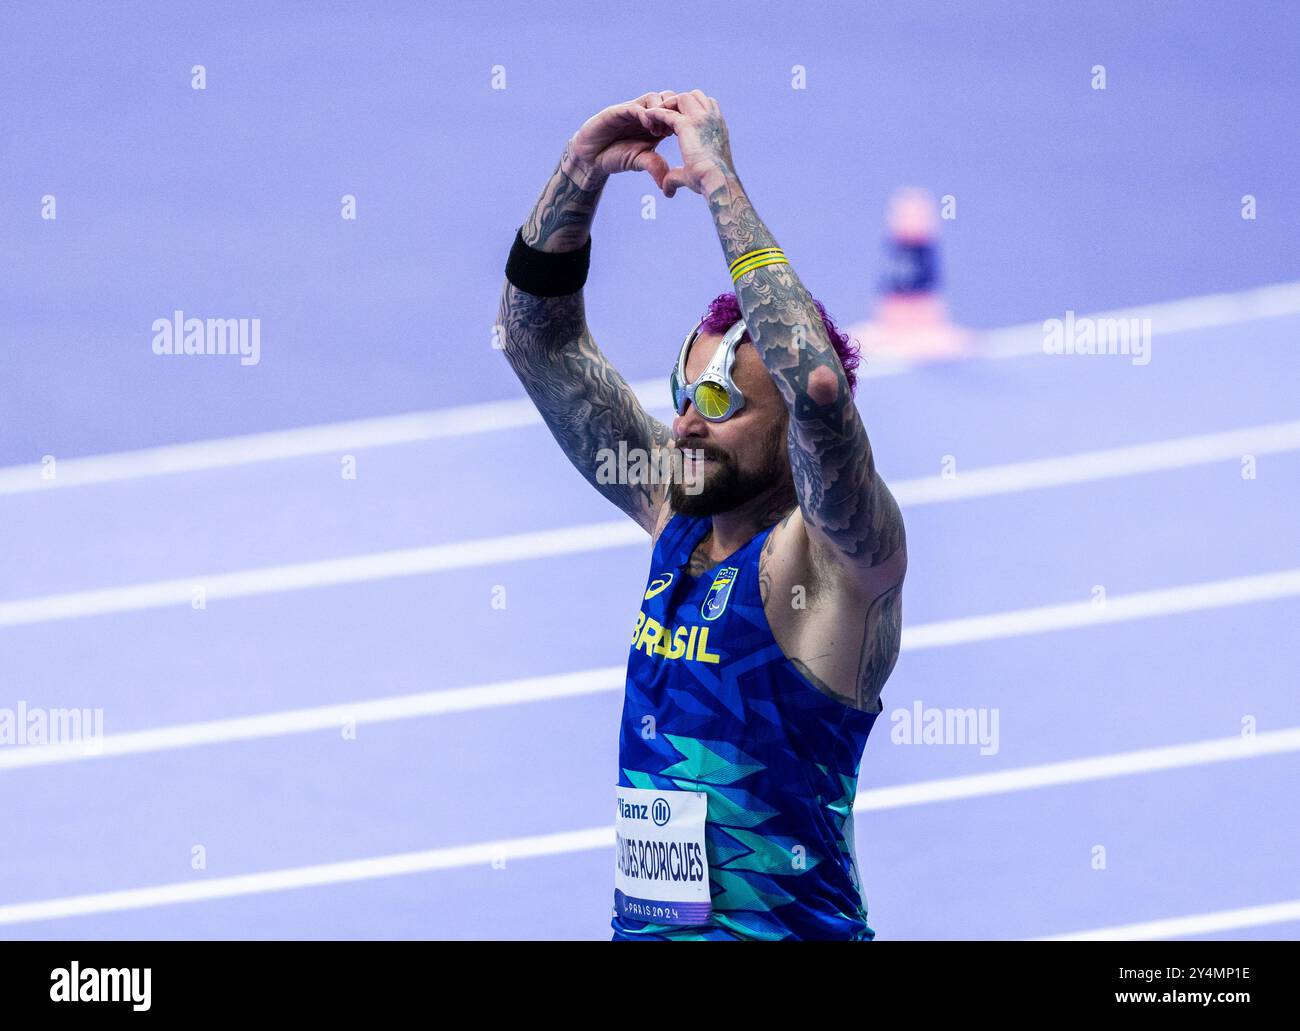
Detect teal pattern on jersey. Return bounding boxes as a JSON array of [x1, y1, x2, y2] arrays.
[[613, 513, 880, 941]]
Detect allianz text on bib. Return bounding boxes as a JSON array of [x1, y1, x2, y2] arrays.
[[614, 787, 711, 925]]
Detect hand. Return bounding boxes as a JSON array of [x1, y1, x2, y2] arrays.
[[634, 90, 736, 198], [566, 91, 679, 191]]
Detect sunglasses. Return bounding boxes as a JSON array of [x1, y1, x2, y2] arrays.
[[669, 318, 748, 422]]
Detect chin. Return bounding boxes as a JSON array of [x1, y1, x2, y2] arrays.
[[669, 467, 769, 516], [668, 487, 724, 517]]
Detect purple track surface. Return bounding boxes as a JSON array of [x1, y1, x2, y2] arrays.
[[1, 1, 1296, 939]]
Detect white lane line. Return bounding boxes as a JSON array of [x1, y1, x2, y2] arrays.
[[1034, 899, 1300, 941], [897, 419, 1300, 503], [0, 400, 555, 496], [978, 279, 1300, 359], [2, 727, 1295, 926], [0, 520, 644, 627], [901, 568, 1300, 650], [0, 827, 613, 927], [4, 280, 1298, 496], [0, 666, 627, 770], [4, 420, 1298, 629], [860, 727, 1300, 810], [6, 574, 1300, 768]]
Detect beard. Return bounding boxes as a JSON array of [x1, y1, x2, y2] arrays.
[[668, 420, 787, 516]]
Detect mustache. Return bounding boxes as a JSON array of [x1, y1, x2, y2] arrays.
[[676, 441, 731, 464]]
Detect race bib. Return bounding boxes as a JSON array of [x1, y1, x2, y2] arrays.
[[614, 786, 711, 926]]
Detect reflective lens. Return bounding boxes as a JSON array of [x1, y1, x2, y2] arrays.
[[693, 381, 732, 420]]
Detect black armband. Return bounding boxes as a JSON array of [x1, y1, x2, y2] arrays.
[[505, 225, 591, 297]]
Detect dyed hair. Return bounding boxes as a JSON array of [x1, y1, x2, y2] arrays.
[[698, 292, 861, 395]]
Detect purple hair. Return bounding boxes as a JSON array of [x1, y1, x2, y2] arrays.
[[698, 292, 861, 395]]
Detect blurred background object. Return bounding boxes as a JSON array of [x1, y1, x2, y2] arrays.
[[850, 186, 973, 363]]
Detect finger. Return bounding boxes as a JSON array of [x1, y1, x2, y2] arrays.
[[608, 102, 665, 139], [632, 107, 663, 137], [639, 106, 684, 133], [633, 90, 678, 111], [634, 106, 668, 136], [662, 166, 691, 199], [633, 149, 670, 189], [674, 90, 707, 114], [621, 100, 661, 122]]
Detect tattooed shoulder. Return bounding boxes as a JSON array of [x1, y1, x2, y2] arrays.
[[854, 581, 902, 712]]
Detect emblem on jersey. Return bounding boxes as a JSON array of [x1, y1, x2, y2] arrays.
[[645, 573, 674, 600], [701, 566, 739, 622]]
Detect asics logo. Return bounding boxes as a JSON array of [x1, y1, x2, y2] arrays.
[[644, 573, 674, 600]]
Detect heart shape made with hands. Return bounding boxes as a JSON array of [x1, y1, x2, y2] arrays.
[[632, 90, 726, 199], [569, 90, 727, 200]]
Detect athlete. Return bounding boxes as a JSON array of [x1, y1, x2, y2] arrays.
[[497, 90, 907, 940]]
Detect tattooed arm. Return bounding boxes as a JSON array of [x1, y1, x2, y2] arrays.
[[641, 93, 906, 581], [640, 91, 906, 710], [497, 97, 677, 533], [703, 167, 906, 576]]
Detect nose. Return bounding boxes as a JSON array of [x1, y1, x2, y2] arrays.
[[672, 403, 709, 442]]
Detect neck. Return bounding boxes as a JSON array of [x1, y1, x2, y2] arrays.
[[705, 479, 797, 558]]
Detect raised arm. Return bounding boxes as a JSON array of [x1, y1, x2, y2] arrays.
[[638, 92, 905, 712], [640, 93, 907, 586], [497, 97, 677, 534]]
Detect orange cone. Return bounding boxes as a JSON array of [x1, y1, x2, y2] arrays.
[[850, 187, 972, 363]]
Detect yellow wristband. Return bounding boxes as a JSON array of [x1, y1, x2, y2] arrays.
[[729, 247, 788, 281]]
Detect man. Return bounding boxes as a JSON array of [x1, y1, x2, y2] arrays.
[[497, 90, 906, 940]]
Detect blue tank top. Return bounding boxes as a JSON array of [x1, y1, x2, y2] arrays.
[[612, 513, 880, 941]]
